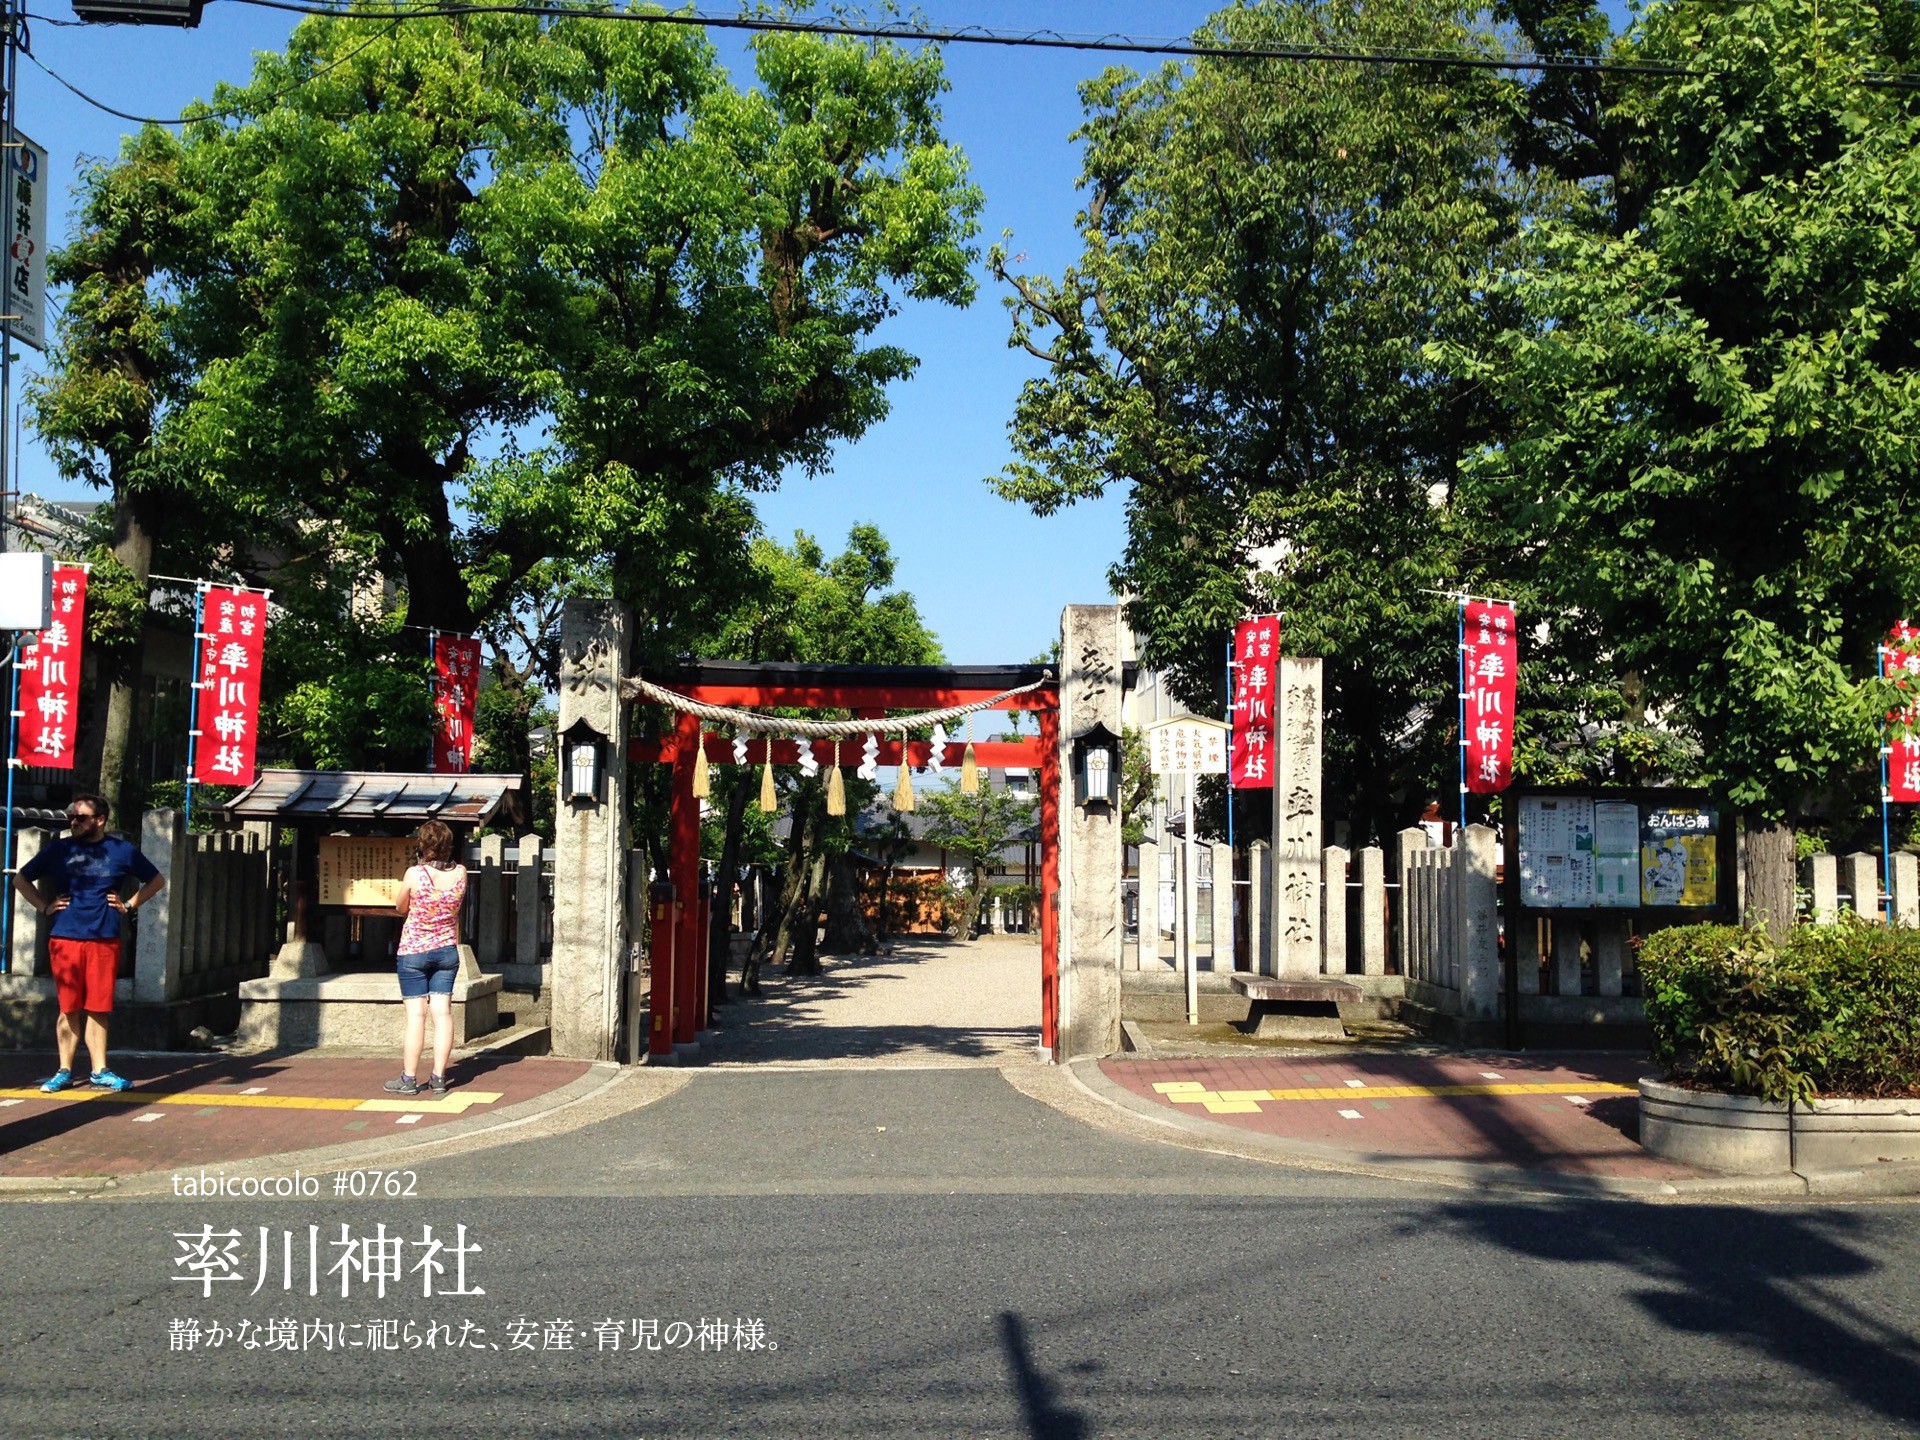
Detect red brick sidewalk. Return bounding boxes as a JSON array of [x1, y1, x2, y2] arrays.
[[1100, 1051, 1702, 1183], [0, 1053, 593, 1179]]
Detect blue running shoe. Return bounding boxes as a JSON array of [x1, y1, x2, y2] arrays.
[[87, 1069, 131, 1092], [38, 1068, 71, 1093]]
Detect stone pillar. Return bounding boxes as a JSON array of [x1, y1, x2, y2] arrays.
[[1891, 851, 1919, 927], [1358, 845, 1386, 976], [1553, 921, 1583, 997], [9, 826, 49, 978], [1842, 851, 1880, 920], [1458, 824, 1500, 1019], [1321, 845, 1348, 976], [550, 598, 631, 1061], [1058, 604, 1124, 1059], [1210, 840, 1234, 970], [1803, 853, 1838, 924], [1594, 916, 1628, 998], [133, 810, 185, 1003], [1134, 840, 1157, 969], [514, 834, 544, 970], [1395, 827, 1427, 978], [1271, 658, 1324, 979], [1248, 839, 1270, 976], [473, 834, 507, 969]]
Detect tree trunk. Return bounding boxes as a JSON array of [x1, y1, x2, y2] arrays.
[[787, 850, 829, 976], [822, 852, 876, 955], [97, 489, 158, 825], [1741, 817, 1797, 942], [762, 809, 811, 979], [707, 780, 750, 1008], [956, 864, 988, 939]]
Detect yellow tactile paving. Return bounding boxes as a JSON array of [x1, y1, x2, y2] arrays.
[[1149, 1078, 1635, 1115], [0, 1087, 504, 1116]]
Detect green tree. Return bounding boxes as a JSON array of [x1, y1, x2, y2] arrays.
[[920, 784, 1036, 938], [40, 9, 981, 786], [1453, 0, 1920, 927], [989, 0, 1553, 843]]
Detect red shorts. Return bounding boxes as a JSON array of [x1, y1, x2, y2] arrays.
[[50, 938, 120, 1014]]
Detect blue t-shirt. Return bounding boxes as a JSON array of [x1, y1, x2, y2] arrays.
[[21, 834, 161, 941]]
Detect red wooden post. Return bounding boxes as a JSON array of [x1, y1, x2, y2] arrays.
[[647, 881, 675, 1058], [672, 711, 702, 1048], [695, 875, 712, 1033], [1038, 701, 1061, 1060]]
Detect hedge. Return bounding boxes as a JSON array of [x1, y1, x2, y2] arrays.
[[1638, 921, 1920, 1103]]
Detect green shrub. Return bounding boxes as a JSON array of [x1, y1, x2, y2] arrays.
[[1639, 920, 1920, 1103]]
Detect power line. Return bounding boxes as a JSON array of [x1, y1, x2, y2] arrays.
[[18, 12, 402, 125], [218, 0, 1703, 81]]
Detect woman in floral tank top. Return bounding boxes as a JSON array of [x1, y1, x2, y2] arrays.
[[385, 820, 468, 1096]]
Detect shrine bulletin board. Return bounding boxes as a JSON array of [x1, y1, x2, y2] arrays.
[[317, 837, 416, 908], [1504, 786, 1734, 919]]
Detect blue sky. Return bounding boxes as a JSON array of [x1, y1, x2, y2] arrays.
[[16, 2, 1625, 665]]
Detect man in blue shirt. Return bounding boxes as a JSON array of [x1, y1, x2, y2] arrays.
[[11, 792, 165, 1092]]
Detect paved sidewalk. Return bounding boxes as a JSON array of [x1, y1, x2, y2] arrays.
[[0, 1052, 592, 1179], [1094, 1050, 1703, 1187]]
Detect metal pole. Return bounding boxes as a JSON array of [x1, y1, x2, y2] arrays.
[[1, 636, 17, 974], [1881, 642, 1896, 923], [1225, 636, 1235, 857], [1457, 595, 1468, 843], [184, 585, 207, 829], [0, 0, 17, 564], [1175, 771, 1190, 1029]]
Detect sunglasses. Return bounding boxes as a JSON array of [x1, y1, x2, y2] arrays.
[[66, 810, 101, 823]]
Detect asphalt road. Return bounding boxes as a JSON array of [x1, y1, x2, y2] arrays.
[[4, 1066, 1919, 1438]]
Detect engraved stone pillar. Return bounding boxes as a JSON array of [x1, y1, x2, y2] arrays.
[[1248, 839, 1270, 976], [474, 834, 508, 969], [1321, 845, 1349, 976], [1553, 921, 1584, 997], [1891, 851, 1919, 927], [1803, 853, 1838, 924], [1842, 851, 1880, 919], [131, 812, 186, 1003], [1058, 604, 1124, 1058], [1135, 840, 1157, 970], [1358, 845, 1386, 976], [515, 834, 544, 973], [1210, 841, 1234, 970], [1395, 827, 1427, 978], [1458, 824, 1500, 1019], [1594, 916, 1628, 998], [1271, 658, 1324, 980], [550, 599, 631, 1061]]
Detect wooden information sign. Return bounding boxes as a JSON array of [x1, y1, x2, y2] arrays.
[[317, 836, 415, 908]]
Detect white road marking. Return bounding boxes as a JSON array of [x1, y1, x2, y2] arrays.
[[132, 1112, 163, 1123], [1338, 1109, 1364, 1120], [395, 1114, 423, 1125]]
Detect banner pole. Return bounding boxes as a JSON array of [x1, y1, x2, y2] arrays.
[[1225, 635, 1235, 858], [2, 635, 17, 975], [185, 585, 207, 831], [1457, 596, 1468, 843], [1882, 642, 1895, 923], [428, 628, 439, 771]]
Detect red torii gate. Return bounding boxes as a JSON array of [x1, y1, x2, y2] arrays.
[[627, 661, 1061, 1062]]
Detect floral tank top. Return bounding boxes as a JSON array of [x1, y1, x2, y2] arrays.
[[398, 864, 467, 955]]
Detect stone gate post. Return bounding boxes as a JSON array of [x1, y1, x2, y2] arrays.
[[550, 599, 631, 1061], [1271, 658, 1325, 979], [1058, 605, 1124, 1058]]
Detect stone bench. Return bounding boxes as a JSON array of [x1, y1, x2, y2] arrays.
[[1230, 974, 1360, 1041]]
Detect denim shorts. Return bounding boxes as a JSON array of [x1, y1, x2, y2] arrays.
[[396, 946, 460, 998]]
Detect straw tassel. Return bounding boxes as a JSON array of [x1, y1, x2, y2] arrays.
[[827, 741, 846, 816], [759, 741, 777, 813], [692, 732, 711, 798], [960, 742, 979, 794], [893, 751, 915, 813]]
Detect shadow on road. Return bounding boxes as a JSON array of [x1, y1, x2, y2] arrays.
[[1434, 1200, 1920, 1430], [1000, 1311, 1091, 1440]]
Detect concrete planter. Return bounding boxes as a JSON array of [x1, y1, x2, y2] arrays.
[[1640, 1078, 1920, 1174]]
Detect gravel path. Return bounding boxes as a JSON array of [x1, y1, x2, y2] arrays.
[[702, 933, 1042, 1068]]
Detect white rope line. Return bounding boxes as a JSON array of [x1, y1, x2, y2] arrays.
[[622, 674, 1052, 738]]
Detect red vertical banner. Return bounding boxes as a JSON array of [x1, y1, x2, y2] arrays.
[[1230, 615, 1282, 789], [1886, 621, 1920, 802], [15, 564, 88, 770], [192, 586, 267, 786], [431, 635, 482, 773], [1462, 599, 1518, 794]]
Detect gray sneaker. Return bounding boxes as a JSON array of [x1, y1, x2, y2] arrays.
[[383, 1074, 420, 1096], [426, 1073, 450, 1095]]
